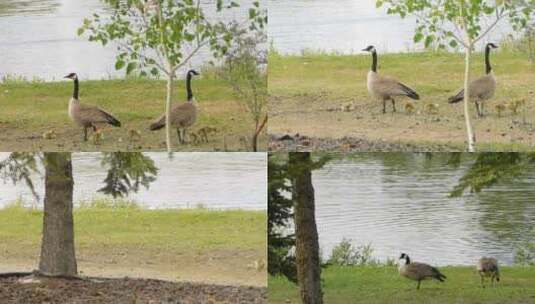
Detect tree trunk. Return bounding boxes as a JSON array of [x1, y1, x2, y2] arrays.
[[165, 73, 174, 154], [289, 152, 323, 304], [252, 114, 268, 152], [39, 153, 77, 276], [463, 44, 476, 152]]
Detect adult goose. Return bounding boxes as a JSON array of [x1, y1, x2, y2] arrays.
[[398, 253, 446, 290], [477, 257, 500, 287], [448, 43, 498, 117], [362, 45, 420, 113], [64, 73, 121, 141], [150, 69, 200, 144]]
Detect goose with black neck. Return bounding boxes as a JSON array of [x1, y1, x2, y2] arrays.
[[64, 73, 121, 142]]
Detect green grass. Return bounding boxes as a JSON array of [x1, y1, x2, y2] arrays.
[[0, 200, 267, 285], [0, 201, 266, 252], [0, 77, 265, 151], [269, 265, 535, 304], [268, 49, 535, 151]]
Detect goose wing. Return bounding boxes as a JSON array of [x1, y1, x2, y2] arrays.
[[170, 102, 197, 127], [406, 262, 446, 281], [374, 75, 419, 99], [449, 74, 496, 103], [149, 102, 197, 130], [78, 102, 121, 127], [477, 257, 498, 272]]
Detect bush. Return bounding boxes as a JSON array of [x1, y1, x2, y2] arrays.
[[327, 239, 378, 266]]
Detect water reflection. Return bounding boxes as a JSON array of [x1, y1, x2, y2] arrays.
[[0, 0, 60, 17], [269, 0, 512, 54], [313, 154, 535, 266], [0, 0, 259, 81], [0, 153, 267, 210]]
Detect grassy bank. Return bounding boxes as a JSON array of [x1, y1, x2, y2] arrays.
[[0, 202, 267, 286], [269, 265, 535, 303], [0, 77, 265, 151], [269, 50, 535, 151]]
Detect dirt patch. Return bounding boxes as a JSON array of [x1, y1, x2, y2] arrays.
[[0, 246, 266, 288], [269, 134, 456, 152], [0, 274, 266, 304], [268, 92, 535, 151], [0, 119, 266, 152]]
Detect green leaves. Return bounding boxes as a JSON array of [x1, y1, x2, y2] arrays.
[[424, 35, 434, 48], [79, 0, 258, 77], [413, 32, 424, 43], [114, 60, 125, 70], [126, 62, 137, 75], [99, 152, 158, 198], [379, 0, 535, 49]]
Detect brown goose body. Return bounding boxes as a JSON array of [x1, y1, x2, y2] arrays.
[[65, 73, 121, 141], [398, 253, 446, 290], [477, 257, 500, 287], [149, 101, 197, 130], [69, 98, 121, 128], [149, 69, 199, 144], [448, 43, 498, 117], [363, 45, 420, 113]]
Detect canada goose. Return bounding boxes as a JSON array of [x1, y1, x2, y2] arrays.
[[42, 130, 57, 140], [425, 103, 439, 115], [448, 43, 498, 117], [64, 73, 121, 141], [477, 257, 500, 287], [404, 101, 415, 114], [495, 103, 506, 117], [398, 253, 446, 290], [149, 69, 200, 144], [362, 45, 420, 113], [508, 98, 526, 115]]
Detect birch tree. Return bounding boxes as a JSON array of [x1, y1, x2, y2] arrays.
[[78, 0, 246, 152], [377, 0, 535, 151]]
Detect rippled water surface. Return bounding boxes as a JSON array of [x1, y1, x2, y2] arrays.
[[269, 0, 512, 54], [0, 153, 266, 210], [0, 0, 258, 81], [312, 154, 535, 266]]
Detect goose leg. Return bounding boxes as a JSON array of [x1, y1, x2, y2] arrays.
[[83, 127, 88, 141], [416, 280, 421, 290], [382, 98, 386, 114], [183, 129, 188, 144], [476, 101, 482, 118], [176, 128, 182, 144], [391, 98, 396, 113], [480, 275, 485, 288]]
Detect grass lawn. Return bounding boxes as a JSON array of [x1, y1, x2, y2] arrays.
[[0, 203, 267, 286], [0, 76, 265, 151], [268, 50, 535, 151], [269, 265, 535, 304]]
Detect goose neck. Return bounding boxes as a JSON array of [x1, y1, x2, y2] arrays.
[[72, 78, 79, 100], [186, 74, 193, 101], [371, 51, 377, 72], [485, 46, 492, 74]]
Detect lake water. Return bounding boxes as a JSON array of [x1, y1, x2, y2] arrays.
[[269, 0, 513, 54], [312, 154, 535, 266], [0, 0, 259, 81], [0, 152, 267, 210]]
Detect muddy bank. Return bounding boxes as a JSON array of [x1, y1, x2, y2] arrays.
[[269, 134, 459, 152], [0, 274, 266, 304]]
